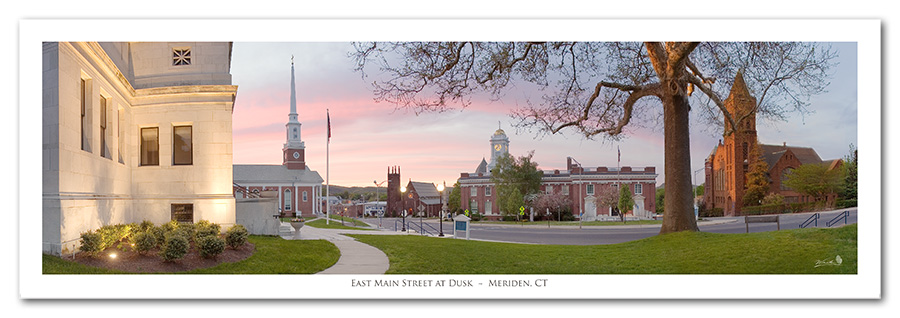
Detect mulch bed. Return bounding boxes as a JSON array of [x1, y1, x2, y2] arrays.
[[72, 242, 255, 273]]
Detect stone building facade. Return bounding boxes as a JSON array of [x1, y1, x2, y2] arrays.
[[43, 42, 238, 255]]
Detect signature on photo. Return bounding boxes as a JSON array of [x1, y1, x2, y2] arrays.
[[815, 255, 843, 268]]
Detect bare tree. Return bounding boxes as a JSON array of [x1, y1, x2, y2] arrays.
[[352, 41, 836, 234]]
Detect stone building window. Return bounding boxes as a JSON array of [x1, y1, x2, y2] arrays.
[[117, 107, 125, 164], [140, 127, 159, 166], [173, 125, 192, 165], [173, 48, 191, 66], [100, 96, 110, 159], [80, 78, 92, 152], [171, 204, 193, 223]]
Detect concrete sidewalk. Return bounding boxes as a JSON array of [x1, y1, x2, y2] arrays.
[[279, 220, 398, 274]]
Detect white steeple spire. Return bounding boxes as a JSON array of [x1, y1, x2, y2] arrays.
[[285, 56, 304, 149]]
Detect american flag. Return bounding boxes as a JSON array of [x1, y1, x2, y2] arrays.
[[327, 110, 331, 141], [617, 146, 620, 164]]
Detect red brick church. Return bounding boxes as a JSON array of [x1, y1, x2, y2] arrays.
[[703, 72, 842, 217]]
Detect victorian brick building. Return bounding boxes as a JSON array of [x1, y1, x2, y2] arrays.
[[703, 72, 842, 217], [456, 127, 657, 221], [385, 166, 445, 218]]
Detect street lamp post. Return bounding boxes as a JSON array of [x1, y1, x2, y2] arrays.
[[400, 186, 407, 232], [437, 182, 445, 237]]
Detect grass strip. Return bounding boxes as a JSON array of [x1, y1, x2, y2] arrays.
[[349, 224, 857, 274]]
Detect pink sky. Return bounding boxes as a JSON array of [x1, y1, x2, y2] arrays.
[[230, 42, 858, 188]]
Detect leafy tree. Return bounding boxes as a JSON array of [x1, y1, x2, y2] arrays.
[[840, 143, 858, 201], [353, 41, 836, 234], [743, 143, 770, 206], [448, 181, 462, 213], [595, 185, 620, 215], [535, 193, 572, 221], [655, 187, 665, 214], [618, 184, 635, 223], [694, 184, 705, 198], [490, 152, 542, 217], [782, 163, 844, 204]]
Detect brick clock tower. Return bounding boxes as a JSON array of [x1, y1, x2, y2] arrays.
[[283, 57, 306, 170], [722, 71, 758, 216], [386, 166, 401, 217]]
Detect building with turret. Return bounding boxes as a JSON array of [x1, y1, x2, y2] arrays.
[[456, 126, 657, 221], [703, 72, 842, 216]]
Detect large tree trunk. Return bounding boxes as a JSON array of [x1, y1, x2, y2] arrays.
[[660, 81, 700, 234]]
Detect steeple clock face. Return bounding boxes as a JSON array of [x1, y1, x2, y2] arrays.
[[494, 144, 503, 151]]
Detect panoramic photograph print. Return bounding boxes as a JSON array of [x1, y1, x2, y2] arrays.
[[27, 19, 879, 300]]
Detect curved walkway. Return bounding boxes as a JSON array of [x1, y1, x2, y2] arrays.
[[279, 220, 401, 274]]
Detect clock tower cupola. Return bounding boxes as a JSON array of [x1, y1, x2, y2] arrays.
[[283, 56, 306, 170], [488, 122, 510, 172]]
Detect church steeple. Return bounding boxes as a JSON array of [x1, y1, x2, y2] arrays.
[[284, 56, 306, 169]]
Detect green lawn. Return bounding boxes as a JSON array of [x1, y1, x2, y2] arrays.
[[480, 219, 664, 226], [349, 224, 857, 274], [43, 235, 340, 274], [305, 217, 375, 230]]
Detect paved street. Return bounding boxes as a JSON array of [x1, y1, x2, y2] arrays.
[[362, 208, 857, 245]]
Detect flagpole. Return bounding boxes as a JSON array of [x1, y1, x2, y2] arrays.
[[617, 145, 621, 218], [326, 109, 330, 225]]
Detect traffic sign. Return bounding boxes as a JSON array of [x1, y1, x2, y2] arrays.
[[465, 209, 469, 216], [519, 206, 525, 215]]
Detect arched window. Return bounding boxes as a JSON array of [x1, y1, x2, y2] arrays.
[[742, 142, 749, 160], [781, 168, 794, 191], [285, 189, 292, 211]]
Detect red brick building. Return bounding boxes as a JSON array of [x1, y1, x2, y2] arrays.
[[457, 128, 657, 221], [232, 60, 324, 217], [385, 166, 445, 218], [703, 72, 842, 216]]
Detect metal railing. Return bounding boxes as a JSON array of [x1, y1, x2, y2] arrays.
[[799, 213, 820, 228], [827, 210, 850, 227], [394, 218, 438, 236]]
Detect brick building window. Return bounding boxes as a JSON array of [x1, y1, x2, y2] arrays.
[[486, 186, 491, 196], [485, 200, 492, 214], [140, 127, 159, 166], [284, 189, 292, 211], [635, 183, 642, 194], [562, 186, 569, 196], [470, 187, 477, 197], [303, 191, 308, 202], [586, 184, 594, 195], [781, 168, 794, 190]]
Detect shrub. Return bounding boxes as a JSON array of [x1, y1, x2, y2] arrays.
[[133, 231, 157, 254], [836, 199, 857, 209], [700, 208, 723, 218], [148, 226, 166, 248], [195, 220, 221, 239], [159, 235, 189, 261], [198, 236, 226, 259], [761, 193, 785, 206], [78, 231, 103, 256], [225, 224, 249, 249], [161, 220, 180, 234]]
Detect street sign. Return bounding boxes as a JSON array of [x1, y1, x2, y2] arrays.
[[418, 204, 425, 212]]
